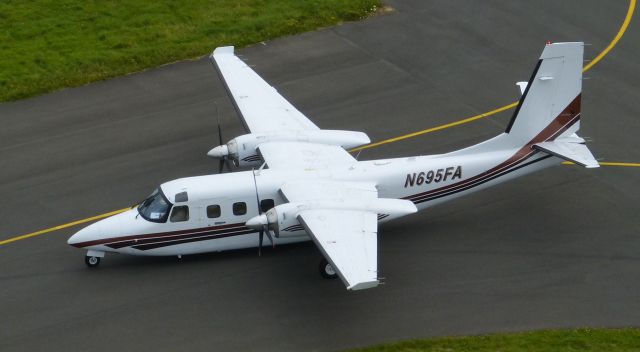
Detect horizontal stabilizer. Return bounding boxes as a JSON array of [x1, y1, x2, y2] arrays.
[[533, 134, 599, 168]]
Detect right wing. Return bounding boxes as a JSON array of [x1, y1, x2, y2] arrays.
[[280, 181, 417, 290], [297, 209, 379, 290], [210, 46, 319, 133]]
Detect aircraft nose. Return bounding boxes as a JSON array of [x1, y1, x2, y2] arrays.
[[67, 222, 102, 248]]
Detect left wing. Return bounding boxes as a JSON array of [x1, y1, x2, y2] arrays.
[[258, 142, 356, 170], [210, 46, 369, 170], [211, 46, 319, 133]]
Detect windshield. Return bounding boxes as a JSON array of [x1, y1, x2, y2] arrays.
[[137, 188, 172, 223]]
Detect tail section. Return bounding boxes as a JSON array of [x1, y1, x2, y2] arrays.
[[506, 42, 583, 141], [503, 42, 598, 167]]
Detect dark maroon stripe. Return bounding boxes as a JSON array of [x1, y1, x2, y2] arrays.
[[72, 222, 247, 248], [405, 95, 581, 203], [132, 229, 256, 250], [410, 113, 579, 204], [413, 154, 552, 204], [106, 225, 252, 249]]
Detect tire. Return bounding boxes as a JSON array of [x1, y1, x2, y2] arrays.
[[85, 256, 101, 268], [319, 257, 338, 279]]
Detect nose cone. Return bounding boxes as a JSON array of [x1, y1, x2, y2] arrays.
[[245, 214, 268, 230], [68, 221, 103, 248], [207, 145, 229, 158]]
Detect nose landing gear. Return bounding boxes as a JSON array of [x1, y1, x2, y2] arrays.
[[84, 250, 105, 268], [85, 256, 100, 267]]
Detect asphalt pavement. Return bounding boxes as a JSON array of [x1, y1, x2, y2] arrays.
[[1, 1, 639, 351]]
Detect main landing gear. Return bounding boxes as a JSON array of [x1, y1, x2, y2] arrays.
[[319, 257, 338, 279], [84, 250, 105, 268]]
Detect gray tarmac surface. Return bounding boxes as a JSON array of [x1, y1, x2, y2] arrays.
[[1, 1, 639, 351]]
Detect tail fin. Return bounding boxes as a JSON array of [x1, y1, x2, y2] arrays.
[[504, 42, 598, 168]]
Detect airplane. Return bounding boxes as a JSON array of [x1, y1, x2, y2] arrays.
[[68, 42, 598, 290]]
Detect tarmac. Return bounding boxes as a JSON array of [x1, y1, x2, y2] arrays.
[[1, 0, 639, 351]]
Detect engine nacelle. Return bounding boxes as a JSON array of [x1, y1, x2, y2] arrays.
[[263, 203, 306, 238], [226, 136, 262, 168], [246, 197, 417, 239], [208, 130, 370, 168]]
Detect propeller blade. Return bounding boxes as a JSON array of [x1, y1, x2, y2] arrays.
[[217, 121, 223, 147], [218, 158, 225, 174], [214, 102, 223, 145], [264, 226, 275, 248], [258, 230, 264, 256]]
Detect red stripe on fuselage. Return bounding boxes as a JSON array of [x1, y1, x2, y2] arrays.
[[406, 94, 581, 203], [71, 222, 248, 248]]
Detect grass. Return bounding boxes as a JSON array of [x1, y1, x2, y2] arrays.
[[349, 329, 640, 352], [0, 0, 380, 102]]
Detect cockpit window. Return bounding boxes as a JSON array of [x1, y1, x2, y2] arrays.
[[137, 188, 172, 223]]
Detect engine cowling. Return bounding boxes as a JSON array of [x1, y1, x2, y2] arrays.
[[207, 130, 371, 168], [245, 197, 417, 239], [244, 203, 306, 238], [263, 203, 305, 238]]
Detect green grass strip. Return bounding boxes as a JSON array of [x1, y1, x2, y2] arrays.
[[0, 0, 380, 102], [349, 328, 640, 352]]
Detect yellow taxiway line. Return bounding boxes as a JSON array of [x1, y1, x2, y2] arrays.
[[562, 161, 640, 167], [0, 0, 636, 247], [0, 208, 130, 246]]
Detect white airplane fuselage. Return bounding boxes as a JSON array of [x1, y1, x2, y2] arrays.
[[68, 139, 559, 257]]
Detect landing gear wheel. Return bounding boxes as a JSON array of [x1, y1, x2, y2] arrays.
[[319, 257, 338, 279], [85, 256, 100, 268]]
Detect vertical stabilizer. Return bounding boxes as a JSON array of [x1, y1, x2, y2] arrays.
[[505, 42, 583, 145]]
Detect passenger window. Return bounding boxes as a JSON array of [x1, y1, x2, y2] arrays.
[[260, 199, 274, 213], [207, 205, 221, 218], [170, 206, 189, 222], [233, 202, 247, 216]]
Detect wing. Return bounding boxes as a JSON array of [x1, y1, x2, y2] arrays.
[[280, 181, 416, 290], [258, 142, 356, 170], [211, 46, 319, 133], [211, 46, 369, 170], [298, 209, 379, 290]]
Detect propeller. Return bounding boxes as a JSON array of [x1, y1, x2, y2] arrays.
[[208, 102, 232, 173], [216, 117, 225, 173], [249, 169, 274, 256]]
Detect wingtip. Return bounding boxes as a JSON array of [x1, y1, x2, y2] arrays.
[[212, 46, 235, 57], [347, 280, 379, 291]]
